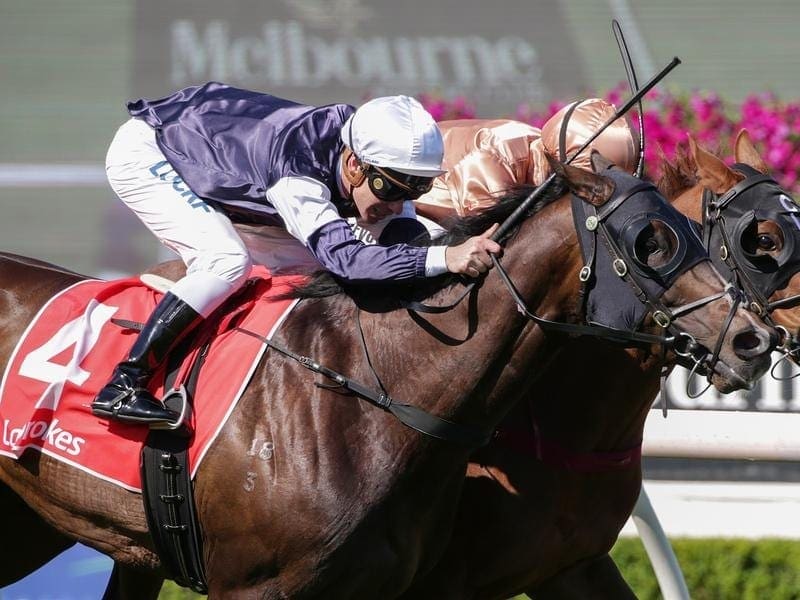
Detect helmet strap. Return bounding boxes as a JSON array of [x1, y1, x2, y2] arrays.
[[342, 148, 367, 197]]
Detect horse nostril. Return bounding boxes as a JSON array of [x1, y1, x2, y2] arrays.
[[732, 328, 775, 360]]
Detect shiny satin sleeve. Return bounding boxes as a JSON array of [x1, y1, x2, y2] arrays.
[[415, 119, 541, 217], [444, 149, 521, 215]]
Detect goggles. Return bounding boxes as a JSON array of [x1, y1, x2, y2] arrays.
[[345, 110, 436, 203], [364, 164, 435, 202]]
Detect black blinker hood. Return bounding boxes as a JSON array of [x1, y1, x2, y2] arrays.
[[705, 163, 800, 302], [573, 167, 709, 332]]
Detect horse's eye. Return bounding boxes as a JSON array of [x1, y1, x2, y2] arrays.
[[757, 234, 777, 251], [645, 238, 660, 254]]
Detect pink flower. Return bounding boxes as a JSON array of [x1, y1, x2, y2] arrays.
[[420, 84, 800, 194], [419, 94, 476, 121]]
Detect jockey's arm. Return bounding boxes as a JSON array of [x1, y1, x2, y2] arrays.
[[267, 176, 449, 283]]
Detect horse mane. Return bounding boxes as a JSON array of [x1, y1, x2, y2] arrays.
[[288, 177, 569, 310]]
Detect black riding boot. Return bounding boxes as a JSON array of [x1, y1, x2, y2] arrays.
[[91, 292, 203, 425]]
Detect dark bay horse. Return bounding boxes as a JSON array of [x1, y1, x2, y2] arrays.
[[0, 159, 774, 599], [398, 131, 800, 600]]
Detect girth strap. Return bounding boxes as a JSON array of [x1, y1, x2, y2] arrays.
[[140, 334, 210, 595], [112, 316, 209, 593], [140, 430, 208, 594]]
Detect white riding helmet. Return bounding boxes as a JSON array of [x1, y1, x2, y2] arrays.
[[341, 95, 446, 177]]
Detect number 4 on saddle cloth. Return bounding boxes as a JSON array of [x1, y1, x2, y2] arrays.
[[0, 265, 301, 491]]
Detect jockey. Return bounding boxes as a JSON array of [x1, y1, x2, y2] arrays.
[[91, 82, 501, 426], [414, 98, 639, 223]]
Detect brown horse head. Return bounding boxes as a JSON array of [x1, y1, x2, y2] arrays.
[[552, 152, 773, 392], [665, 131, 800, 348], [399, 151, 780, 600]]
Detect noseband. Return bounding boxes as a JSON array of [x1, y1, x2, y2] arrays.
[[702, 164, 800, 370]]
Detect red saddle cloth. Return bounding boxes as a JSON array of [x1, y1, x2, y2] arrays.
[[0, 265, 301, 491]]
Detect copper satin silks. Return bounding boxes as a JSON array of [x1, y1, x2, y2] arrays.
[[415, 98, 639, 217]]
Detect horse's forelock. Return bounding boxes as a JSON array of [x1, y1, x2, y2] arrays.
[[656, 146, 700, 200]]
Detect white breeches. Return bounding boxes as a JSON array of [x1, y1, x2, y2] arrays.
[[105, 118, 252, 317]]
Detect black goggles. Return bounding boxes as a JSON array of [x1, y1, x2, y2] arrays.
[[365, 164, 435, 202]]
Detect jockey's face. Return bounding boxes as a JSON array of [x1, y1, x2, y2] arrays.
[[343, 151, 405, 224], [352, 183, 405, 224]]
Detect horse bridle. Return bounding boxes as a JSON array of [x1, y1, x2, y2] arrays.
[[259, 58, 722, 446], [488, 169, 744, 400], [702, 164, 800, 366]]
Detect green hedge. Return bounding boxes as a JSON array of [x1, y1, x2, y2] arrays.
[[158, 582, 203, 600], [157, 538, 800, 599], [611, 538, 800, 600]]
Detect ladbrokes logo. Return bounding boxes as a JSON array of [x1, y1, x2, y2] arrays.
[[3, 417, 86, 456], [0, 299, 114, 460]]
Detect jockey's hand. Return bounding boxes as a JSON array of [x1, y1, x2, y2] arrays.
[[445, 223, 503, 278]]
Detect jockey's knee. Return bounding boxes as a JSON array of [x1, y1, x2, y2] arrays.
[[196, 246, 253, 289], [174, 248, 253, 317]]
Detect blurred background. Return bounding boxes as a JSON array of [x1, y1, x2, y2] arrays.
[[2, 0, 800, 598], [5, 0, 800, 277]]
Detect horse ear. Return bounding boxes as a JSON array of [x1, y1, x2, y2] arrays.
[[687, 134, 742, 194], [590, 150, 615, 173], [545, 152, 615, 207], [734, 129, 770, 174]]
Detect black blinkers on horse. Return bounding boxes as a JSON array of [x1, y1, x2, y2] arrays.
[[702, 164, 800, 343], [573, 166, 712, 335], [566, 163, 751, 399]]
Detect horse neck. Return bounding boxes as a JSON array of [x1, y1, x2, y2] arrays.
[[513, 184, 710, 454], [498, 182, 703, 455], [521, 337, 660, 456], [408, 196, 585, 428], [276, 195, 584, 458]]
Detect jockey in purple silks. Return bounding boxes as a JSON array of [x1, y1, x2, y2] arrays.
[[92, 82, 501, 426]]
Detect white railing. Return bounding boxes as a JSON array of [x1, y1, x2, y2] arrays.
[[642, 409, 800, 460], [634, 408, 800, 600], [0, 163, 106, 187], [632, 488, 691, 600]]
